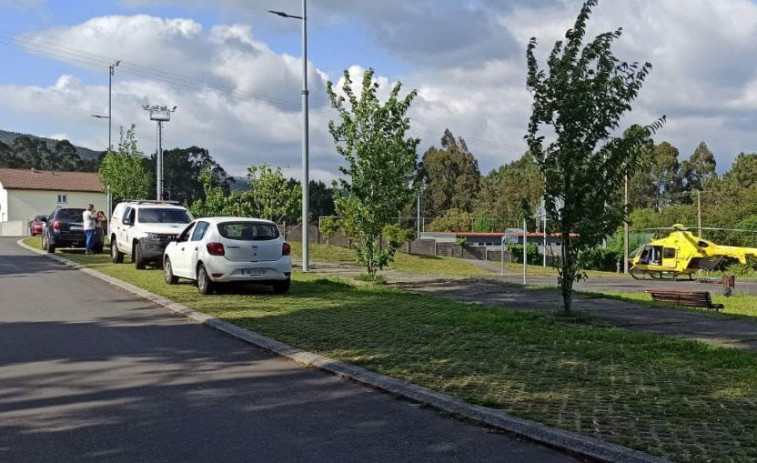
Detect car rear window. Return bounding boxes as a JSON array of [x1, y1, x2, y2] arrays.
[[218, 222, 280, 241], [57, 209, 85, 220], [138, 208, 192, 224]]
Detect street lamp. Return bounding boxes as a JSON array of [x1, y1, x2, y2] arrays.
[[269, 0, 310, 272], [142, 105, 177, 201], [91, 60, 120, 151]]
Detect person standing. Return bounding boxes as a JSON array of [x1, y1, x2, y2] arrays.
[[83, 204, 97, 255]]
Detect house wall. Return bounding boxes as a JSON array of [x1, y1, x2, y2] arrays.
[[0, 184, 7, 222], [5, 189, 107, 222]]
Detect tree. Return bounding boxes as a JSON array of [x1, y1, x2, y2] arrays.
[[327, 68, 420, 275], [650, 141, 684, 208], [525, 0, 663, 313], [475, 152, 544, 230], [146, 146, 230, 204], [420, 129, 480, 216], [244, 164, 301, 223], [682, 141, 717, 191], [98, 125, 152, 202]]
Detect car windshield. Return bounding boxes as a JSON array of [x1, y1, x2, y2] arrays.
[[218, 222, 280, 241], [138, 208, 192, 224], [34, 215, 46, 221], [58, 209, 85, 221]]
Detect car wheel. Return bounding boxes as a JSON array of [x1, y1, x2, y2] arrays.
[[41, 234, 48, 250], [133, 243, 146, 270], [272, 278, 291, 294], [197, 264, 213, 295], [45, 234, 55, 254], [164, 257, 178, 285], [111, 239, 124, 263]]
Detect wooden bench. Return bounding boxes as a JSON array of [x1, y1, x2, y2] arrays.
[[646, 289, 724, 311]]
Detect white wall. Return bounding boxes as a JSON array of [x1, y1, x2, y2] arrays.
[[4, 189, 107, 222], [0, 184, 7, 222]]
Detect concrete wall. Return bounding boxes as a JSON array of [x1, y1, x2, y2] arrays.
[[0, 221, 25, 236], [3, 189, 107, 223], [0, 186, 7, 222]]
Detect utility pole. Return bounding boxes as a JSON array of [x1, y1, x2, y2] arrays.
[[142, 105, 177, 201], [697, 189, 702, 238], [522, 219, 527, 285], [624, 172, 629, 273], [416, 189, 421, 239], [108, 60, 120, 149]]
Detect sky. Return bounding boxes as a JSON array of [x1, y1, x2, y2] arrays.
[[2, 0, 757, 182]]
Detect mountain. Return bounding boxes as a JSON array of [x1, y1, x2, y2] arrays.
[[0, 129, 103, 160]]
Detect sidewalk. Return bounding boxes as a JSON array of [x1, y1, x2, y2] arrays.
[[297, 259, 757, 352]]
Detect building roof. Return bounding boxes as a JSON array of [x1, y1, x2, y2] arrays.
[[0, 168, 103, 193]]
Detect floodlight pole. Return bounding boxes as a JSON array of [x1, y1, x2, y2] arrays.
[[624, 172, 629, 273], [523, 219, 527, 285], [143, 105, 176, 201]]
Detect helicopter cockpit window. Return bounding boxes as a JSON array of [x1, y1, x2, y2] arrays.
[[663, 247, 676, 259], [639, 247, 651, 264], [698, 241, 709, 248]]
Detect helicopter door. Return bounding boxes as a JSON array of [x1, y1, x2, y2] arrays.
[[662, 247, 677, 268]]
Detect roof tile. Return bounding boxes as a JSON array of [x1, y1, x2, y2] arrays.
[[0, 168, 103, 192]]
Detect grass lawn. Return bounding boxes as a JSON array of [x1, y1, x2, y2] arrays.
[[289, 241, 621, 279], [24, 236, 757, 463], [599, 290, 757, 319]]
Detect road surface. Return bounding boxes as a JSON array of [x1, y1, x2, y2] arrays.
[[0, 237, 575, 462]]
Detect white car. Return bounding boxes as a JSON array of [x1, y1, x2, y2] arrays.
[[163, 217, 292, 294]]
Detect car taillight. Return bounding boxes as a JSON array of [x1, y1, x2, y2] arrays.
[[282, 242, 291, 256], [52, 220, 60, 231], [206, 242, 225, 256]]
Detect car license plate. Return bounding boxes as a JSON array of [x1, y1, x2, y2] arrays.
[[70, 226, 83, 230], [243, 269, 265, 276]]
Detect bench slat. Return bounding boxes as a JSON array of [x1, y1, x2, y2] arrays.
[[646, 289, 722, 311]]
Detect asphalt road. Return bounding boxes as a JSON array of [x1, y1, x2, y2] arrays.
[[0, 237, 576, 463]]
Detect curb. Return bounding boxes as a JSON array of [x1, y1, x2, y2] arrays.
[[18, 239, 670, 463]]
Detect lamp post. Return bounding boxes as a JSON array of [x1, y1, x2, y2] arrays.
[[269, 0, 310, 272], [108, 61, 120, 149], [142, 105, 177, 201]]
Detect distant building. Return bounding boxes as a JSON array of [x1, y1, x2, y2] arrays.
[[420, 231, 573, 248], [0, 168, 105, 233]]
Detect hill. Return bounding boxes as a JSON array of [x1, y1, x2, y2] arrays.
[[0, 129, 103, 160]]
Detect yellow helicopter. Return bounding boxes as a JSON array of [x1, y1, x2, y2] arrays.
[[629, 224, 757, 280]]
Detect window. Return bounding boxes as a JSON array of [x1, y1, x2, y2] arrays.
[[663, 248, 676, 259], [178, 222, 195, 242], [57, 194, 67, 203], [191, 222, 209, 241], [217, 222, 280, 241], [138, 208, 192, 224]]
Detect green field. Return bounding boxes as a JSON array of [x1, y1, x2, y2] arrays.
[[24, 236, 757, 463]]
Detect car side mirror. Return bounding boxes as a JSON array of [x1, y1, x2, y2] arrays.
[[123, 218, 132, 226]]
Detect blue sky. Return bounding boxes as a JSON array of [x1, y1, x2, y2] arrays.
[[2, 0, 757, 181]]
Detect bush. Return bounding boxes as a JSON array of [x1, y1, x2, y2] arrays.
[[578, 247, 623, 272], [507, 243, 542, 265]]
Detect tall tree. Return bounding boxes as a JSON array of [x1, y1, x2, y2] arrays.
[[244, 164, 301, 223], [682, 141, 717, 191], [420, 129, 480, 216], [474, 151, 544, 230], [525, 0, 663, 313], [327, 68, 420, 275], [146, 146, 229, 204], [98, 125, 152, 202], [650, 141, 683, 209]]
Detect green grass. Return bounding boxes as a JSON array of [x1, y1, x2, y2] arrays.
[[289, 241, 622, 279], [25, 236, 757, 463], [598, 290, 757, 319]]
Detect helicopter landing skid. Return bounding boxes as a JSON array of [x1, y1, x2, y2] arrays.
[[629, 268, 692, 281]]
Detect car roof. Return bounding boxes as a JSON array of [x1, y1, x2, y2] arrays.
[[194, 217, 276, 225]]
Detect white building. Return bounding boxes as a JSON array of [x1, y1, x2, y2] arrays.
[[0, 168, 106, 235]]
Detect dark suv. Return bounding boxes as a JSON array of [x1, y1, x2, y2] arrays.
[[41, 207, 104, 254]]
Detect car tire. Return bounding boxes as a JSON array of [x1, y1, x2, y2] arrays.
[[272, 278, 291, 294], [197, 264, 213, 295], [41, 234, 48, 250], [111, 239, 124, 263], [164, 257, 178, 285], [133, 243, 146, 270], [45, 234, 55, 254]]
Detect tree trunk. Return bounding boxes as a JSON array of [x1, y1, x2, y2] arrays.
[[560, 231, 573, 314]]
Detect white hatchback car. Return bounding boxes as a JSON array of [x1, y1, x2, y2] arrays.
[[163, 217, 292, 294]]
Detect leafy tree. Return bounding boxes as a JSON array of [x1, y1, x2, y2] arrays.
[[244, 164, 301, 223], [308, 180, 336, 220], [427, 208, 474, 232], [326, 68, 420, 275], [650, 141, 684, 209], [144, 146, 230, 204], [475, 152, 544, 230], [525, 0, 663, 313], [682, 141, 717, 191], [98, 125, 152, 202], [420, 129, 480, 216]]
